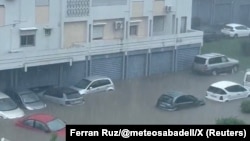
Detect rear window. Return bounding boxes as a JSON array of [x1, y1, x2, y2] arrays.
[[224, 26, 233, 30], [159, 95, 173, 104], [207, 86, 226, 95], [245, 75, 250, 82], [194, 57, 206, 64]]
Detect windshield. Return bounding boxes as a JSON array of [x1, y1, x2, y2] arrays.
[[47, 118, 65, 132], [74, 79, 91, 89], [0, 98, 18, 111], [20, 93, 40, 103]]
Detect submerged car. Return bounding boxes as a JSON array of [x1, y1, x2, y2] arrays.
[[206, 81, 250, 102], [15, 113, 66, 137], [71, 75, 115, 95], [156, 91, 205, 111], [4, 89, 46, 110], [39, 86, 84, 106], [0, 92, 24, 119]]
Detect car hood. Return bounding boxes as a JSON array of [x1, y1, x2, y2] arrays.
[[24, 101, 46, 110], [0, 108, 24, 119], [70, 86, 87, 95], [228, 58, 239, 63]]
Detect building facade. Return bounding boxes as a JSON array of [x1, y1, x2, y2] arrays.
[[192, 0, 250, 26], [0, 0, 203, 89]]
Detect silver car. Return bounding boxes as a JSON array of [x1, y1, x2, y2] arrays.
[[192, 53, 239, 75], [71, 75, 115, 95], [4, 89, 46, 110]]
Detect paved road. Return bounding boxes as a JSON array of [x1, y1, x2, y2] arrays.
[[1, 70, 249, 141]]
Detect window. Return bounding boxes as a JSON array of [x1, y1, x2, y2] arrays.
[[246, 75, 250, 82], [89, 81, 101, 89], [175, 96, 190, 103], [129, 25, 138, 36], [225, 85, 247, 92], [207, 86, 226, 95], [36, 0, 49, 6], [20, 28, 37, 47], [153, 16, 165, 35], [236, 26, 247, 30], [221, 56, 228, 62], [194, 57, 206, 64], [92, 25, 104, 40], [180, 16, 187, 33], [44, 28, 52, 36], [34, 121, 48, 132], [24, 120, 34, 127], [20, 35, 35, 47], [99, 79, 111, 86], [208, 57, 222, 64]]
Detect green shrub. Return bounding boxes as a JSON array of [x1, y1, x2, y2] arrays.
[[216, 117, 245, 125], [50, 134, 57, 141], [241, 100, 250, 113], [241, 41, 250, 56]]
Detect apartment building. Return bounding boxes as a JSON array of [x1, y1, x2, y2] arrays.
[[0, 0, 203, 89], [192, 0, 250, 27]]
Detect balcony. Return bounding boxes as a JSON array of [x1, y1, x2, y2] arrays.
[[0, 30, 203, 71]]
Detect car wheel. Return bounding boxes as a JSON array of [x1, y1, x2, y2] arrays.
[[233, 34, 238, 38], [231, 66, 238, 74], [211, 70, 217, 76]]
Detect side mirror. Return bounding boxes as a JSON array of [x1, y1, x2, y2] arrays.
[[89, 87, 93, 90]]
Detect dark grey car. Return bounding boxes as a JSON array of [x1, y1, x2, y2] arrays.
[[4, 89, 46, 110], [156, 91, 205, 111]]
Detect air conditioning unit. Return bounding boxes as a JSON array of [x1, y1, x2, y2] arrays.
[[114, 21, 124, 30], [165, 6, 174, 13]]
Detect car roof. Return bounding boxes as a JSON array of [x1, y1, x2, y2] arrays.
[[195, 53, 224, 59], [163, 91, 184, 98], [0, 92, 9, 99], [83, 75, 111, 81], [26, 113, 56, 123], [225, 23, 244, 27], [210, 81, 239, 89]]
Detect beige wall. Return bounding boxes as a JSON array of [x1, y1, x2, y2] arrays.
[[131, 1, 144, 17], [130, 17, 148, 38], [94, 19, 123, 40], [0, 5, 5, 26], [153, 0, 165, 16], [36, 6, 49, 25], [64, 21, 87, 48]]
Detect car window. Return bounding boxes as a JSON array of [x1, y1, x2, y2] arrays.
[[208, 57, 222, 64], [74, 79, 91, 89], [224, 26, 233, 30], [221, 56, 228, 62], [226, 85, 247, 92], [34, 121, 48, 132], [24, 119, 34, 127], [245, 75, 250, 82], [159, 95, 173, 104], [99, 79, 111, 86], [194, 57, 206, 64], [89, 81, 101, 88], [175, 96, 190, 103], [236, 26, 247, 30], [207, 86, 226, 95], [186, 95, 197, 102]]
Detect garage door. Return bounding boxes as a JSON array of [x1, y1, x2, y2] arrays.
[[62, 61, 87, 86], [126, 51, 147, 79], [90, 53, 124, 80], [17, 64, 60, 89], [176, 45, 200, 71], [149, 48, 174, 75]]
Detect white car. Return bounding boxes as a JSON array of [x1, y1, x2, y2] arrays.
[[0, 92, 25, 119], [206, 81, 250, 102], [221, 23, 250, 38], [70, 75, 115, 95]]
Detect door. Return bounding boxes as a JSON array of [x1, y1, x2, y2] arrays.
[[126, 53, 147, 79], [87, 80, 102, 94], [225, 85, 247, 100], [174, 96, 194, 110]]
